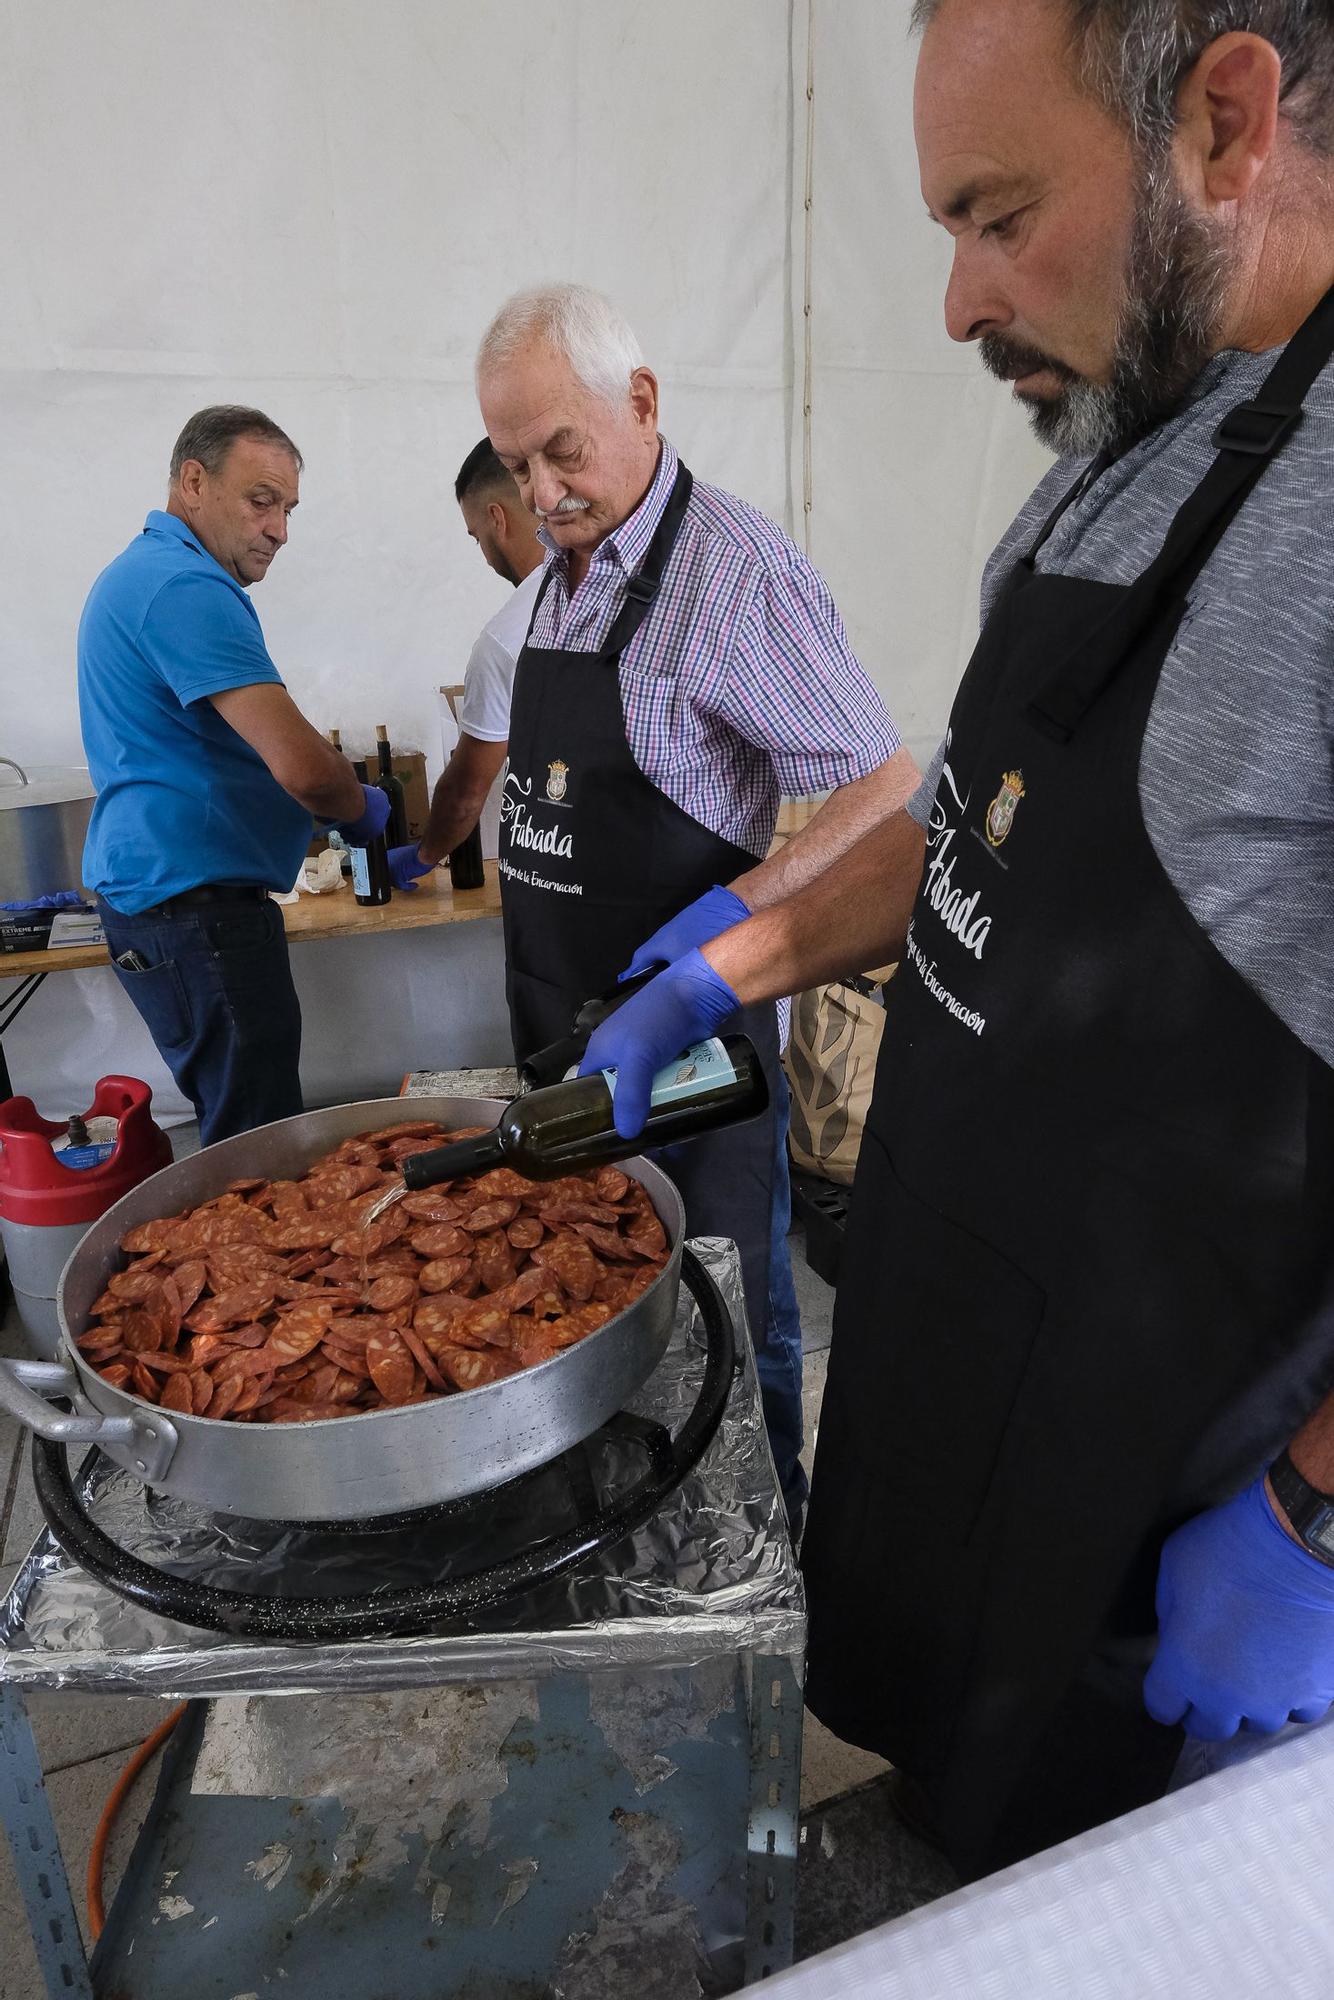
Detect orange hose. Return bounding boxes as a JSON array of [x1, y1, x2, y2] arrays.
[[86, 1702, 188, 1939]]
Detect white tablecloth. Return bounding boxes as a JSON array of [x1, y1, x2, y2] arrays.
[[773, 1718, 1334, 1997]]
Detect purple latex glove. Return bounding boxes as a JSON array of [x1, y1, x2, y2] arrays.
[[332, 784, 391, 846], [622, 884, 751, 980], [1144, 1474, 1334, 1741], [578, 948, 741, 1139], [388, 843, 435, 892]]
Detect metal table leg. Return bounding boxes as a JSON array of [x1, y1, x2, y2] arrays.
[[745, 1651, 803, 1982], [0, 971, 48, 1101], [0, 1681, 94, 2000]]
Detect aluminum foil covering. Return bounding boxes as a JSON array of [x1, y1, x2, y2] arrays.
[[0, 1240, 805, 1694]]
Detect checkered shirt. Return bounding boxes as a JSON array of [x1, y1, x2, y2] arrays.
[[530, 439, 900, 858]]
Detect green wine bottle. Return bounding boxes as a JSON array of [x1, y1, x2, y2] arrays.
[[401, 1034, 768, 1188], [375, 725, 410, 847], [349, 758, 392, 907], [517, 967, 662, 1090]]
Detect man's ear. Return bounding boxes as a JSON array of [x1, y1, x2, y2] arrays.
[[176, 459, 206, 506], [1173, 32, 1282, 207], [489, 498, 509, 540], [628, 366, 660, 437]]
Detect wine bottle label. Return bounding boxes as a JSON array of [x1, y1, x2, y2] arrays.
[[603, 1037, 737, 1108], [350, 845, 371, 895]]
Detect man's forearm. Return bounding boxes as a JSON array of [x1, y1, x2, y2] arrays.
[[290, 760, 364, 822], [730, 745, 920, 913], [419, 788, 484, 866], [705, 807, 926, 1005], [418, 737, 505, 865]]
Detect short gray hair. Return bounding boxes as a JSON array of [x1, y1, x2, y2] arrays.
[[169, 405, 303, 483], [912, 1, 1334, 155], [476, 284, 645, 406]]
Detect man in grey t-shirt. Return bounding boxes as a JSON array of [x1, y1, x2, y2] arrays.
[[581, 0, 1334, 1875], [911, 338, 1334, 1063]]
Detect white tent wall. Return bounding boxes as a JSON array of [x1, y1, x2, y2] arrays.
[[1, 0, 1049, 1123], [0, 0, 798, 1118], [794, 0, 1053, 768]]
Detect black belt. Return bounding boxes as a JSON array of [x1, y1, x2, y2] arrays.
[[136, 885, 270, 919]]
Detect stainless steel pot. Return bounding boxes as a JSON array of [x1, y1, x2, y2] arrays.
[[0, 761, 94, 900], [0, 1097, 684, 1522]]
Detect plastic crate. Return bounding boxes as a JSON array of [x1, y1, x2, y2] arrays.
[[789, 1167, 851, 1288]]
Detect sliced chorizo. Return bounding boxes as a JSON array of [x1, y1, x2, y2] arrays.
[[408, 1223, 471, 1259], [366, 1327, 417, 1404]]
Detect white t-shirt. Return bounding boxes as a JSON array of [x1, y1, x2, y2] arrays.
[[456, 564, 545, 743]]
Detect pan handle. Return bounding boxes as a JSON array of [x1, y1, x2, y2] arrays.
[[0, 1358, 176, 1478]]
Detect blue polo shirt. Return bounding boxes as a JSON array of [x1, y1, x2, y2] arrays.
[[79, 511, 312, 914]]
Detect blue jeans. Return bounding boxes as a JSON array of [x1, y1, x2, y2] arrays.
[[98, 894, 303, 1145], [758, 1069, 807, 1514]]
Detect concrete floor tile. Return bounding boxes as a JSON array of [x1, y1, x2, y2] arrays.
[[788, 1230, 836, 1357], [798, 1346, 828, 1491], [0, 1414, 20, 1515], [796, 1772, 958, 1963], [21, 1689, 177, 1777], [801, 1707, 890, 1811], [170, 1120, 202, 1161], [1, 1454, 43, 1570], [0, 1732, 160, 2000], [0, 1307, 28, 1361]]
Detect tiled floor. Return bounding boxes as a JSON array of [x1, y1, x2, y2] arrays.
[[0, 1174, 941, 1997]]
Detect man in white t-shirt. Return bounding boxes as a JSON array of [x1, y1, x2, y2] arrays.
[[389, 441, 544, 884]]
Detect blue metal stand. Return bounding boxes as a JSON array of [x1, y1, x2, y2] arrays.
[[0, 1681, 93, 2000]]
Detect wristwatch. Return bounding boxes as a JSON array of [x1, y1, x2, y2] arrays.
[[1268, 1451, 1334, 1567]]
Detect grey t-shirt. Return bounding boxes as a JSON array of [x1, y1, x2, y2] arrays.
[[910, 344, 1334, 1065]]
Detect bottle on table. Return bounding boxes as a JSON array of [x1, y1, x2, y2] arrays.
[[374, 725, 410, 847], [517, 967, 662, 1090], [447, 820, 486, 893], [349, 758, 392, 907], [401, 1033, 768, 1189]]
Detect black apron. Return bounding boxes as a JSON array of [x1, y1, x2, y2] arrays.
[[499, 461, 783, 1345], [802, 289, 1334, 1879]]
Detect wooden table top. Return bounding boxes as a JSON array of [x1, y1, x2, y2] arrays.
[[0, 866, 502, 981], [2, 795, 817, 984]]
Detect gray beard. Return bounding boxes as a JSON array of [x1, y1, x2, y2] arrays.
[[984, 155, 1231, 459]]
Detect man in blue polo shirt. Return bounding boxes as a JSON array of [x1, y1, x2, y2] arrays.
[[79, 404, 388, 1143]]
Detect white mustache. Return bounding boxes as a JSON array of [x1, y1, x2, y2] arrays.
[[536, 496, 591, 519]]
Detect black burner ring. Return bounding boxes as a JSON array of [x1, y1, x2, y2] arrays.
[[31, 1248, 735, 1643]]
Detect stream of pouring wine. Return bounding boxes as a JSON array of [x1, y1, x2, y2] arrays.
[[365, 1179, 409, 1228]]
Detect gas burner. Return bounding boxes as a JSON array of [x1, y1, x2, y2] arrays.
[[31, 1247, 735, 1643]]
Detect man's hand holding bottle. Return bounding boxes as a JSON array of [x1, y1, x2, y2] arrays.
[[387, 844, 436, 892], [330, 785, 391, 846], [578, 949, 742, 1139]]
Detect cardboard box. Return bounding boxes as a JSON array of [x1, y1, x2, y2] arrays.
[[305, 747, 431, 852], [391, 750, 430, 841]]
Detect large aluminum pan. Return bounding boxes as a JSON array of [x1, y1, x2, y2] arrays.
[[0, 1098, 683, 1522]]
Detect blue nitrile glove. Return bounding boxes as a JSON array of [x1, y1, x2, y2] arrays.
[[1144, 1474, 1334, 1741], [1, 891, 86, 912], [388, 844, 435, 892], [622, 884, 752, 980], [331, 784, 391, 845], [579, 948, 741, 1139]]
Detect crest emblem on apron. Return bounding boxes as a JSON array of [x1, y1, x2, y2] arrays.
[[984, 770, 1025, 848], [546, 760, 569, 803]]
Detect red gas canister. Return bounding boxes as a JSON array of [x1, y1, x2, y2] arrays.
[[0, 1076, 172, 1357]]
